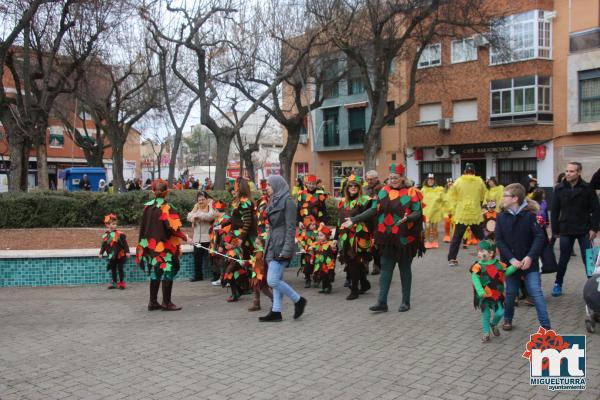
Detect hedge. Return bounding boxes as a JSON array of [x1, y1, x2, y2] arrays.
[[0, 190, 340, 229]]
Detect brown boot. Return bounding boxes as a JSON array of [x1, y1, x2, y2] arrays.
[[248, 291, 261, 311], [161, 280, 182, 311], [148, 280, 162, 311]]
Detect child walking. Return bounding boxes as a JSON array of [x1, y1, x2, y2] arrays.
[[313, 224, 337, 294], [470, 240, 518, 342], [99, 213, 130, 289]]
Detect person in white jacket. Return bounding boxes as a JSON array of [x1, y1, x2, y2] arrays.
[[187, 191, 217, 282]]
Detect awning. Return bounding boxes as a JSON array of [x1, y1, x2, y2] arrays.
[[344, 101, 368, 109]]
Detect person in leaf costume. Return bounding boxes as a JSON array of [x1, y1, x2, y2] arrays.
[[447, 163, 487, 266], [99, 213, 130, 290], [208, 200, 231, 286], [313, 224, 337, 294], [256, 179, 270, 240], [344, 164, 424, 313], [421, 174, 445, 249], [470, 240, 518, 342], [336, 174, 372, 300], [295, 215, 318, 283], [136, 180, 190, 311], [297, 173, 329, 288], [247, 236, 273, 311], [220, 177, 258, 302]]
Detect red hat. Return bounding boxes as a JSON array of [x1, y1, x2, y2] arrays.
[[103, 213, 117, 225], [319, 225, 332, 238], [259, 179, 268, 189], [389, 163, 405, 175], [305, 174, 317, 183]]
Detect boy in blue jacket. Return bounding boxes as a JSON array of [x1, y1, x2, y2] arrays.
[[495, 183, 551, 331]]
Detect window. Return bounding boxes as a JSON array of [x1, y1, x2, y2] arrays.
[[386, 101, 395, 126], [570, 28, 600, 52], [490, 75, 552, 125], [48, 126, 64, 148], [451, 38, 477, 63], [418, 44, 441, 68], [419, 161, 452, 186], [323, 107, 339, 147], [323, 60, 340, 99], [497, 158, 536, 186], [490, 10, 553, 65], [579, 69, 600, 123], [347, 66, 366, 95], [452, 100, 478, 122], [296, 162, 309, 180], [77, 104, 93, 121], [418, 103, 442, 124], [348, 108, 366, 145]]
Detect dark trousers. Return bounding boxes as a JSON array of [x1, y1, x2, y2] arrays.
[[556, 233, 591, 285], [109, 260, 125, 283], [193, 243, 209, 280], [347, 258, 369, 295], [448, 223, 484, 261]]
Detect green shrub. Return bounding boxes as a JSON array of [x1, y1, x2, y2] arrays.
[[0, 189, 340, 228]]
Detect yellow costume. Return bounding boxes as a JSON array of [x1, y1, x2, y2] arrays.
[[448, 174, 487, 225], [422, 185, 445, 248], [484, 185, 504, 212], [442, 188, 456, 243]]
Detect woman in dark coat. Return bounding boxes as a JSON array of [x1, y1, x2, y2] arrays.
[[259, 175, 307, 322]]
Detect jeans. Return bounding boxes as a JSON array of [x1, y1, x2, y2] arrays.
[[447, 223, 484, 261], [555, 233, 591, 285], [267, 259, 300, 312], [504, 270, 551, 329]]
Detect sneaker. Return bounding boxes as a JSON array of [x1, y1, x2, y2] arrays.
[[211, 279, 221, 286], [118, 282, 126, 290], [448, 259, 459, 267], [443, 236, 450, 243], [551, 283, 562, 297], [369, 303, 388, 312], [398, 303, 410, 312], [431, 242, 439, 249], [107, 282, 117, 289]]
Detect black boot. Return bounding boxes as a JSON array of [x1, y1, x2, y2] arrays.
[[304, 279, 311, 288], [259, 311, 282, 322], [161, 281, 182, 311], [148, 280, 162, 311], [359, 279, 371, 294], [369, 303, 388, 312], [346, 292, 359, 300], [293, 297, 307, 319]]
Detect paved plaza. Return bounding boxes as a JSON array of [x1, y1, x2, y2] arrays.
[[1, 242, 598, 400]]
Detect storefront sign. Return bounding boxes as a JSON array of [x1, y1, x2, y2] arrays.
[[450, 142, 532, 155]]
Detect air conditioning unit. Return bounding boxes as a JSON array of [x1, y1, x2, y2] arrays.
[[438, 118, 451, 131], [434, 146, 450, 159], [473, 34, 489, 47], [299, 134, 308, 144]]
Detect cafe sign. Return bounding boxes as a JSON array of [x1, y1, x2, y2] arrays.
[[450, 142, 532, 155]]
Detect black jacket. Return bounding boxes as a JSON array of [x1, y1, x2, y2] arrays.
[[551, 178, 600, 236], [495, 204, 545, 273]]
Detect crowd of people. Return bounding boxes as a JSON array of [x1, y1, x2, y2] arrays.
[[97, 161, 600, 337]]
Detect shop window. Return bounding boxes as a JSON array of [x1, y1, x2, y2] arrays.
[[419, 161, 452, 186], [497, 158, 537, 186]]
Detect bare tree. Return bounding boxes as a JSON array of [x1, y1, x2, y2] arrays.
[[0, 0, 116, 191], [307, 0, 498, 171]]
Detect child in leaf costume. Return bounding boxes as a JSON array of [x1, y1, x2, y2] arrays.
[[256, 179, 270, 240], [247, 237, 273, 311], [221, 177, 257, 302], [313, 225, 337, 294], [99, 213, 130, 290], [470, 240, 518, 342], [296, 215, 318, 283], [136, 180, 189, 311], [297, 174, 328, 288], [336, 174, 372, 300]]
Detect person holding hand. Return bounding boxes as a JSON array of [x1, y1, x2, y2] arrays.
[[495, 183, 550, 331]]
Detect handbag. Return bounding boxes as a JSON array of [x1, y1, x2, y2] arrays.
[[540, 234, 558, 274], [585, 241, 600, 277]]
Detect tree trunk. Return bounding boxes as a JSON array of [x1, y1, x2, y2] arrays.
[[213, 129, 235, 190], [363, 123, 382, 173], [7, 133, 30, 192], [111, 139, 126, 192], [35, 140, 49, 191], [279, 124, 302, 185], [168, 128, 183, 186], [241, 150, 256, 183]]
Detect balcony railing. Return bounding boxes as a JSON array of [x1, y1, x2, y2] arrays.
[[348, 128, 365, 145], [323, 128, 340, 147]]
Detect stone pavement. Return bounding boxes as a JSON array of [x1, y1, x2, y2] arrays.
[[1, 242, 598, 400]]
